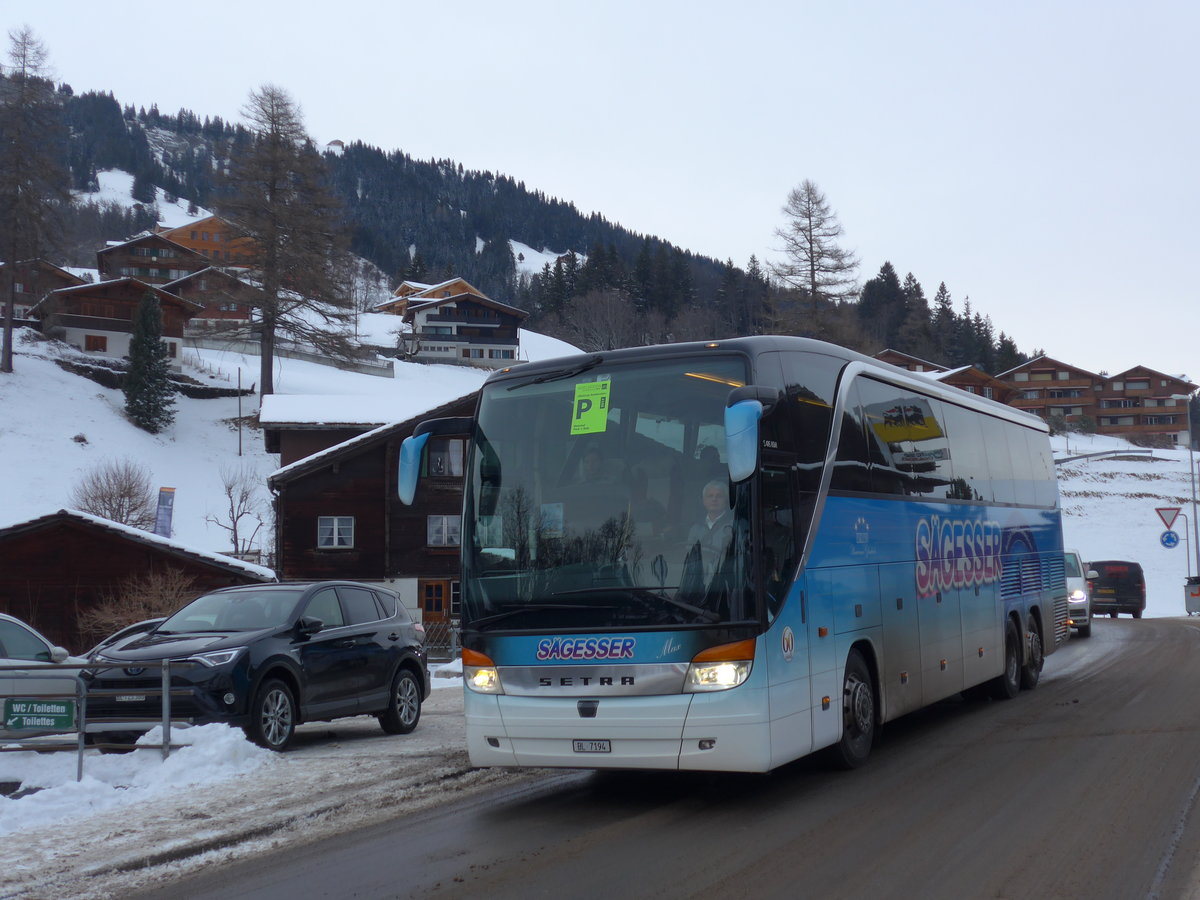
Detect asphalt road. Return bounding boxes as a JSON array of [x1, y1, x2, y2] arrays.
[[135, 617, 1200, 900]]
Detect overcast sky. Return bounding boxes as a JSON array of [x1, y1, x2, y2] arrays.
[[16, 1, 1199, 382]]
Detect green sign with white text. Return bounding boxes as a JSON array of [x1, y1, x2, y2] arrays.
[[4, 698, 75, 731]]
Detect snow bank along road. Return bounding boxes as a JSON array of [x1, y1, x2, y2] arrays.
[[0, 686, 541, 900]]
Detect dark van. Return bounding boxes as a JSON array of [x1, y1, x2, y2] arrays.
[[1088, 560, 1146, 618]]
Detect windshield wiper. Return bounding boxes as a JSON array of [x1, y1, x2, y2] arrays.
[[505, 354, 604, 390], [552, 586, 720, 623], [469, 601, 620, 630]]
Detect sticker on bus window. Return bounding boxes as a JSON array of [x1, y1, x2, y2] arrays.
[[570, 380, 611, 435]]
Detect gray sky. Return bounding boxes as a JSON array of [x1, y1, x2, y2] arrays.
[[18, 0, 1200, 382]]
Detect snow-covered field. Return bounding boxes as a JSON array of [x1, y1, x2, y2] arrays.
[[1, 330, 1198, 898]]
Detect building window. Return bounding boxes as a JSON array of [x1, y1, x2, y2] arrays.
[[164, 341, 178, 358], [1014, 372, 1029, 382], [1057, 371, 1070, 381], [1145, 416, 1178, 425], [85, 335, 107, 352], [427, 515, 461, 547], [317, 516, 354, 548], [1022, 390, 1041, 400], [462, 348, 484, 359], [982, 387, 994, 399], [427, 438, 464, 477]]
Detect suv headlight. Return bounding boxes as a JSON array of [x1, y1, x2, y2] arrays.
[[189, 648, 246, 668], [1069, 589, 1087, 603]]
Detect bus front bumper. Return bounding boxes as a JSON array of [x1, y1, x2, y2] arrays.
[[464, 687, 772, 772]]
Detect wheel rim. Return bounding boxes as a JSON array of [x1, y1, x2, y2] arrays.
[[845, 672, 874, 737], [1028, 623, 1043, 670], [395, 675, 419, 726], [261, 687, 293, 747]]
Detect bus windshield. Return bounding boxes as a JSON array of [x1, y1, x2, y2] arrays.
[[463, 354, 757, 632]]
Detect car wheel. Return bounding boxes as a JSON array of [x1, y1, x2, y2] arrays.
[[1077, 622, 1092, 638], [246, 679, 296, 751], [379, 667, 422, 735], [1020, 616, 1043, 691], [990, 619, 1021, 700], [1110, 612, 1118, 618], [828, 649, 875, 769], [1133, 610, 1143, 619]]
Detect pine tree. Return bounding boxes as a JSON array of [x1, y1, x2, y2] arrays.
[[124, 292, 176, 433], [857, 262, 906, 348], [218, 85, 355, 396], [770, 179, 859, 305], [0, 27, 70, 374]]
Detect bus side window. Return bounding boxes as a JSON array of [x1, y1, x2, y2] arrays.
[[980, 416, 1017, 504], [760, 467, 797, 622], [856, 378, 910, 496], [831, 381, 873, 493], [939, 403, 993, 503]]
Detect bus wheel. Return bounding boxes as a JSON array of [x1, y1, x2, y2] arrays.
[[1020, 616, 1043, 690], [831, 649, 875, 769], [990, 619, 1021, 700]]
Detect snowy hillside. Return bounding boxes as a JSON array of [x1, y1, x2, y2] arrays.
[[0, 328, 577, 558]]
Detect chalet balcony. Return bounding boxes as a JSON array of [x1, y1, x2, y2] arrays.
[[51, 313, 134, 334], [421, 312, 502, 328], [411, 331, 516, 346]]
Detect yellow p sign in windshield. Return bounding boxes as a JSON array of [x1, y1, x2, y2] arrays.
[[571, 380, 611, 435]]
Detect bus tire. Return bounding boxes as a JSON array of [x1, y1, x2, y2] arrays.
[[1020, 615, 1043, 691], [830, 649, 875, 769], [990, 619, 1021, 700]]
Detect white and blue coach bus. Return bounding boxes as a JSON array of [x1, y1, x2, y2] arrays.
[[399, 337, 1067, 772]]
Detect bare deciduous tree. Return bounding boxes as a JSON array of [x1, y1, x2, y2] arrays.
[[205, 463, 267, 558], [771, 179, 859, 305], [69, 458, 157, 530], [78, 567, 202, 645]]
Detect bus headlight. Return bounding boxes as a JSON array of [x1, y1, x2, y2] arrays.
[[685, 638, 755, 692], [463, 648, 504, 695]]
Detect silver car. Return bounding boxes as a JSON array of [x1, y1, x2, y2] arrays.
[[1, 613, 87, 740], [1064, 550, 1094, 638]]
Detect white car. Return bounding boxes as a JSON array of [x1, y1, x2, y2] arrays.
[[1, 613, 87, 740], [1064, 550, 1094, 638]]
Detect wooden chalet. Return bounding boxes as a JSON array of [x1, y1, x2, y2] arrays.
[[873, 349, 948, 374], [96, 232, 207, 285], [157, 215, 257, 265], [374, 277, 528, 369], [164, 266, 261, 326], [874, 350, 1017, 405], [30, 278, 204, 369], [267, 392, 478, 629], [932, 365, 1019, 405], [0, 259, 87, 319], [997, 356, 1197, 445], [0, 510, 275, 652]]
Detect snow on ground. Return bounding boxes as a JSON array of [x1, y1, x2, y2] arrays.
[[0, 327, 576, 553]]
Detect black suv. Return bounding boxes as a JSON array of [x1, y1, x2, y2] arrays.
[[1088, 560, 1147, 619], [86, 582, 429, 750]]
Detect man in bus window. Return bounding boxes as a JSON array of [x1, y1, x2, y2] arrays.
[[685, 480, 734, 584]]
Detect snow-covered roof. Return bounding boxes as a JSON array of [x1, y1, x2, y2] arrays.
[[0, 509, 277, 581], [268, 391, 478, 484]]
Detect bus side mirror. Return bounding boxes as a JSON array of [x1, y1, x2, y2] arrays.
[[398, 416, 476, 506], [725, 386, 782, 483], [398, 433, 431, 505]]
